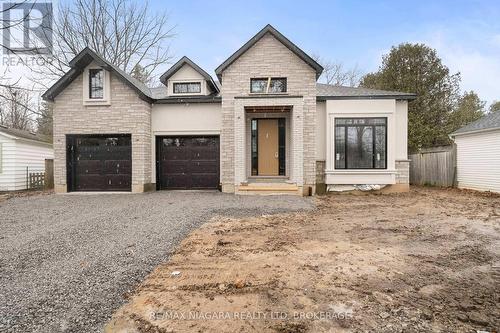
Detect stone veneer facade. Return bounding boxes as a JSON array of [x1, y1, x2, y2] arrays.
[[220, 32, 317, 194], [395, 160, 410, 189], [53, 73, 152, 193]]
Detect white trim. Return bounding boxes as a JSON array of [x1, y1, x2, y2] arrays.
[[325, 169, 397, 175], [153, 130, 220, 136], [168, 79, 206, 96], [82, 65, 111, 106]]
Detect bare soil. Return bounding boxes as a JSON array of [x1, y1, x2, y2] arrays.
[[105, 187, 500, 333], [0, 189, 53, 202]]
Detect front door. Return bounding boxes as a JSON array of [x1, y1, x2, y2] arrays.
[[257, 119, 279, 176]]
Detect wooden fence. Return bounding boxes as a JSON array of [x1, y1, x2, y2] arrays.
[[45, 159, 54, 189], [29, 172, 45, 190], [24, 159, 54, 190], [409, 146, 456, 187]]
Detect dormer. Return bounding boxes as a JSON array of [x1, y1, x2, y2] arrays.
[[160, 56, 219, 97]]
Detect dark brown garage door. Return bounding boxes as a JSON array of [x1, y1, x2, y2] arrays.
[[156, 136, 219, 190], [67, 135, 132, 191]]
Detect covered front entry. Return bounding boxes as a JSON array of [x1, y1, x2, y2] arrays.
[[156, 136, 220, 190], [251, 118, 286, 176], [66, 134, 132, 192]]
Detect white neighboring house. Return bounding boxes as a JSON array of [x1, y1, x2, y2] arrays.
[[0, 125, 54, 191], [450, 112, 500, 193]]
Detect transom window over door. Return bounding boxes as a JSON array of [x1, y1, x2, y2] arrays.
[[335, 118, 387, 169], [250, 78, 287, 93], [89, 69, 104, 99], [173, 82, 201, 94]]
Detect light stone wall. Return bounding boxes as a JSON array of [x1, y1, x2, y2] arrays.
[[53, 71, 152, 193], [395, 160, 410, 184], [220, 32, 317, 193]]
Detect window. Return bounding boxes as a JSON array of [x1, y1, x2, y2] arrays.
[[173, 82, 201, 94], [335, 118, 387, 169], [250, 78, 287, 93], [89, 69, 104, 99]]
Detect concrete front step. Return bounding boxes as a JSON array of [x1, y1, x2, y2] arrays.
[[247, 176, 291, 183], [237, 183, 301, 195]]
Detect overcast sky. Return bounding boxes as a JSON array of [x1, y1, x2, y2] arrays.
[[155, 0, 500, 106]]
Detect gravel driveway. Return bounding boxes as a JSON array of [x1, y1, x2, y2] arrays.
[[0, 191, 313, 333]]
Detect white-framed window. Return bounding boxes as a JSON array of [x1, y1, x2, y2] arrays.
[[83, 65, 110, 105], [89, 69, 104, 99], [334, 117, 387, 169], [173, 82, 201, 94], [250, 77, 287, 93]]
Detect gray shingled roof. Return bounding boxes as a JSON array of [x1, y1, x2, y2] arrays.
[[317, 83, 416, 100], [451, 111, 500, 136], [0, 125, 52, 144]]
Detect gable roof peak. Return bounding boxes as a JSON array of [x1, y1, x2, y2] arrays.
[[215, 24, 323, 81], [159, 56, 219, 93], [42, 47, 153, 103]]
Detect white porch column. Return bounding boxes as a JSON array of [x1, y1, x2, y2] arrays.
[[291, 104, 304, 186], [233, 103, 246, 185]]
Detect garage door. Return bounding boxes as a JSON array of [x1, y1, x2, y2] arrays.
[[67, 135, 132, 191], [157, 136, 219, 190]]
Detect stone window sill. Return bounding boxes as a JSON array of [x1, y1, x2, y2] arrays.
[[83, 99, 111, 106]]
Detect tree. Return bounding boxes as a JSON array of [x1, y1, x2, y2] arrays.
[[131, 64, 152, 86], [0, 87, 36, 130], [312, 54, 362, 87], [32, 0, 175, 86], [360, 43, 461, 152], [448, 91, 485, 132], [489, 100, 500, 113], [36, 101, 53, 139]]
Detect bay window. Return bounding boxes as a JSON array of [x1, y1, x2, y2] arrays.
[[334, 118, 387, 169]]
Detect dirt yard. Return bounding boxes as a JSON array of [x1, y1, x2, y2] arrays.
[[105, 187, 500, 333]]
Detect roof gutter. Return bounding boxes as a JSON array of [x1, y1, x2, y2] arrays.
[[317, 94, 417, 101], [154, 96, 222, 104]]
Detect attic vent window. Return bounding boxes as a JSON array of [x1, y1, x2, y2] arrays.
[[173, 82, 201, 94], [250, 78, 287, 93], [89, 69, 104, 99]]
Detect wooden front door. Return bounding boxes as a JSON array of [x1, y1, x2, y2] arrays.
[[257, 119, 279, 176]]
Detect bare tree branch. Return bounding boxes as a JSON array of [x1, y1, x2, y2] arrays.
[[312, 54, 363, 87], [31, 0, 176, 85], [0, 86, 39, 130]]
